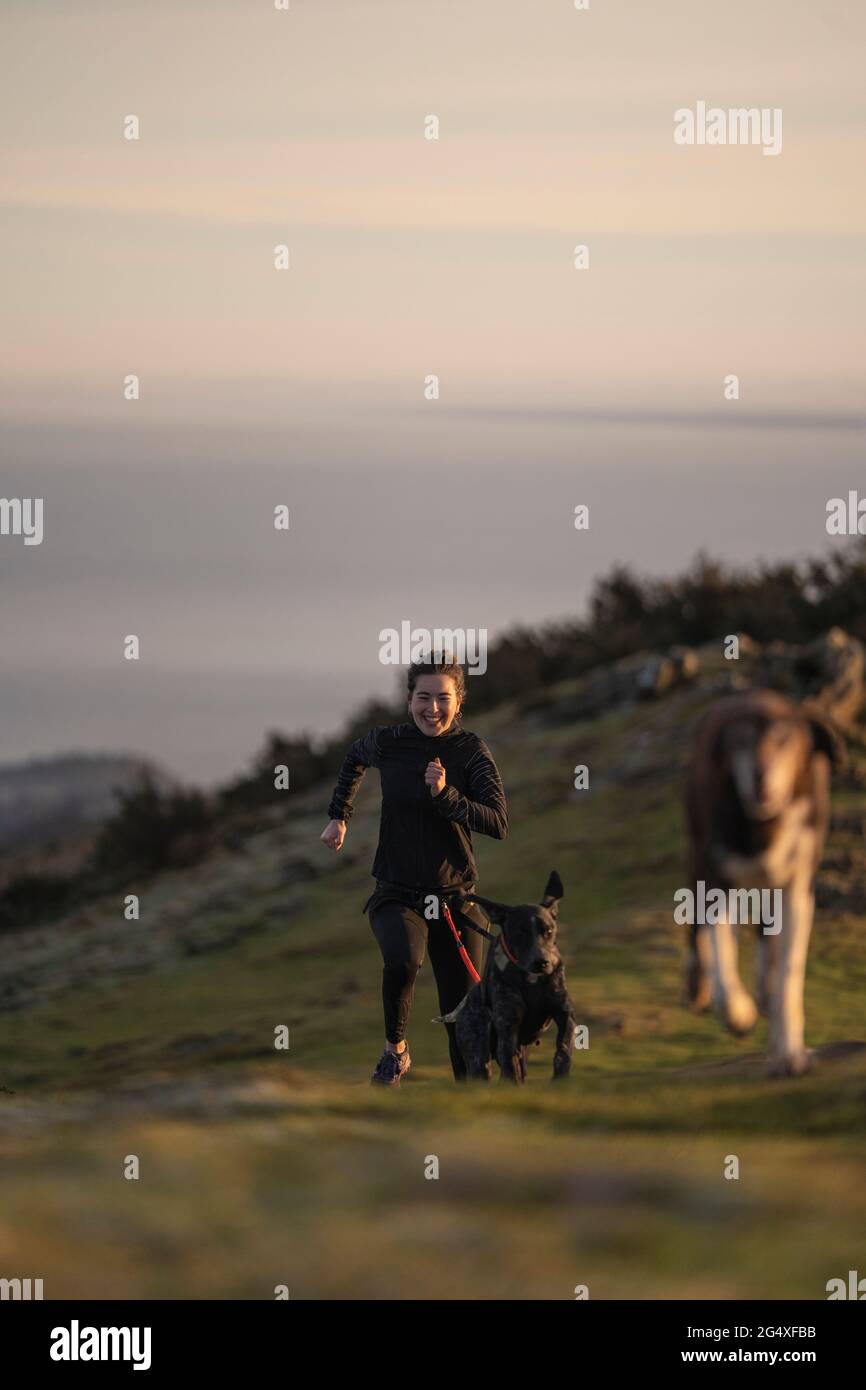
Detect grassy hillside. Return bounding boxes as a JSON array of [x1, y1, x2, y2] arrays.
[[1, 646, 865, 1299]]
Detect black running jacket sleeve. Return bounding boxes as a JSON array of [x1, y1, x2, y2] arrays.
[[430, 739, 508, 840], [326, 727, 384, 822]]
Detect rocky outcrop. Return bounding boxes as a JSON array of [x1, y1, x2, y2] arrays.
[[752, 628, 865, 729]]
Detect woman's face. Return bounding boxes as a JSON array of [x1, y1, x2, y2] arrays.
[[409, 674, 460, 736]]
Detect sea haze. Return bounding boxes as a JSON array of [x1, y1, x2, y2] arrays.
[[3, 400, 861, 785]]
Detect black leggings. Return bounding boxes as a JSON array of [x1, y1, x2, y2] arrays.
[[369, 898, 488, 1080]]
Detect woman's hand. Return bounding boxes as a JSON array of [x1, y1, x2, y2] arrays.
[[425, 757, 446, 797], [320, 819, 347, 851]]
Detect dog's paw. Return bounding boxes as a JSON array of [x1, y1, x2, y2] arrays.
[[716, 989, 758, 1037], [685, 981, 713, 1013], [684, 958, 711, 1011], [466, 1062, 493, 1082], [766, 1048, 814, 1079]]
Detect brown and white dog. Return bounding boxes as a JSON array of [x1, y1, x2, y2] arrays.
[[684, 689, 845, 1076]]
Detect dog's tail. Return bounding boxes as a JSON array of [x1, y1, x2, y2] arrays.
[[432, 992, 470, 1025]]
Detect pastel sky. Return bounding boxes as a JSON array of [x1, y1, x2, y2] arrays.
[[3, 0, 864, 402], [2, 1, 864, 782]]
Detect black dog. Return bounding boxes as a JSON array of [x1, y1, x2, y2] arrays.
[[435, 871, 577, 1082]]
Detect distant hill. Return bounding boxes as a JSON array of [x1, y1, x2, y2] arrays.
[[0, 752, 174, 854]]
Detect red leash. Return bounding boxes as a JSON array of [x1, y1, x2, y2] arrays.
[[440, 900, 481, 984]]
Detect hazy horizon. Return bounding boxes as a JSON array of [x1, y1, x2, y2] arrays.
[[3, 0, 864, 784], [5, 398, 863, 786]]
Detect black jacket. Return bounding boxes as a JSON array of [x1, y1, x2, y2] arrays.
[[327, 718, 507, 893]]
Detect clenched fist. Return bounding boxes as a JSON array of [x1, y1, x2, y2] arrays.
[[320, 818, 347, 851], [425, 757, 446, 797]]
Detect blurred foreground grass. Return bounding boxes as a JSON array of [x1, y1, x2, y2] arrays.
[[2, 1058, 865, 1299]]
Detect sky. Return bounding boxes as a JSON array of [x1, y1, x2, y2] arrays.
[[2, 0, 864, 785]]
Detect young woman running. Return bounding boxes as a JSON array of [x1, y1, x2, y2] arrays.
[[320, 656, 507, 1085]]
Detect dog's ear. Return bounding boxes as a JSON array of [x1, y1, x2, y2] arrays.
[[541, 870, 563, 915], [469, 895, 509, 927], [693, 704, 733, 773], [805, 705, 848, 772], [706, 714, 733, 771]]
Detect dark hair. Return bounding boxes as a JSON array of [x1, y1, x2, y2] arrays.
[[407, 654, 466, 706]]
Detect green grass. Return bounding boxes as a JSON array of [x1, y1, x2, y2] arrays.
[[1, 677, 864, 1298]]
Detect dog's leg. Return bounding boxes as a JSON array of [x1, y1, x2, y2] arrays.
[[767, 852, 816, 1077], [551, 994, 577, 1080], [709, 907, 758, 1036], [479, 1024, 496, 1082], [685, 923, 714, 1011], [496, 1023, 524, 1084], [463, 1020, 494, 1082], [465, 1054, 493, 1081], [755, 925, 781, 1018]]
